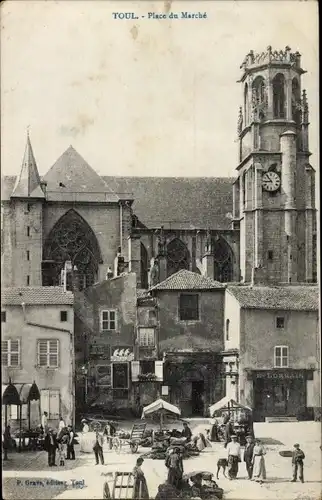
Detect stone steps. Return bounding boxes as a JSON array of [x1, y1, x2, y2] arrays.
[[265, 416, 298, 423]]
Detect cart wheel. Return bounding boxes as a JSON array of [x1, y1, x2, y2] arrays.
[[130, 442, 138, 454], [112, 437, 121, 452]]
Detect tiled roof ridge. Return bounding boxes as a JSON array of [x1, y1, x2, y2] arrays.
[[150, 269, 225, 291]]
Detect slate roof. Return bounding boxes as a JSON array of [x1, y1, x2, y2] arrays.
[[227, 285, 319, 311], [11, 135, 45, 199], [1, 287, 74, 306], [150, 269, 225, 291], [104, 176, 235, 229], [42, 146, 119, 202]]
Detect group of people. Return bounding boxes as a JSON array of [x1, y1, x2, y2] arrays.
[[226, 433, 306, 483], [42, 413, 77, 467]]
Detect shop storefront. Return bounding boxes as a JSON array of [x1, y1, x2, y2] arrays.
[[252, 369, 313, 421]]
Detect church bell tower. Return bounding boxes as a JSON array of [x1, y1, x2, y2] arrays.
[[233, 46, 316, 284]]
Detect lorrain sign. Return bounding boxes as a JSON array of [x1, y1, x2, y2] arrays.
[[255, 371, 305, 380]]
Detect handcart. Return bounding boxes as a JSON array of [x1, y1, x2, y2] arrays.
[[112, 423, 146, 453], [103, 471, 135, 499]]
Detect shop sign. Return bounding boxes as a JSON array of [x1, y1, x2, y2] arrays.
[[111, 347, 134, 362], [255, 371, 305, 380]]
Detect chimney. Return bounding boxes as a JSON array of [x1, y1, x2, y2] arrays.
[[128, 235, 141, 287]]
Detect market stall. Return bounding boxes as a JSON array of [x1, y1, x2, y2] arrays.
[[209, 397, 254, 444], [2, 381, 21, 458]]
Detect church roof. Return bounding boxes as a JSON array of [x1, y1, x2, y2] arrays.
[[1, 287, 74, 306], [227, 285, 319, 311], [42, 146, 119, 202], [11, 134, 45, 199], [104, 176, 235, 229], [150, 269, 225, 291]]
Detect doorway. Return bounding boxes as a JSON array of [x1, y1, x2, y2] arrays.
[[191, 381, 204, 416]]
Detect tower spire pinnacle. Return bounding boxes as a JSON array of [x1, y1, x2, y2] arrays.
[[11, 132, 45, 198]]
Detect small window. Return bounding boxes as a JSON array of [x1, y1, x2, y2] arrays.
[[268, 251, 273, 261], [141, 360, 155, 375], [60, 311, 68, 322], [112, 362, 129, 389], [27, 251, 30, 261], [274, 345, 289, 368], [37, 339, 59, 368], [179, 294, 199, 321], [101, 310, 117, 331], [27, 275, 30, 286], [27, 226, 30, 237], [1, 311, 6, 323], [276, 317, 285, 329], [1, 339, 20, 367], [138, 328, 155, 347], [226, 319, 230, 341]]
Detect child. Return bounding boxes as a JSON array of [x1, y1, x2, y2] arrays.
[[291, 443, 305, 483], [58, 436, 68, 466]]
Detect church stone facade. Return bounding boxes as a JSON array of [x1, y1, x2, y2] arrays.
[[1, 47, 319, 421]]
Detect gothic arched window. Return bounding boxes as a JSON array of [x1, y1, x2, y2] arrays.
[[252, 76, 265, 104], [166, 238, 190, 277], [213, 237, 233, 282], [292, 78, 301, 125], [140, 242, 149, 289], [244, 83, 249, 125], [43, 209, 102, 289], [273, 73, 286, 119]]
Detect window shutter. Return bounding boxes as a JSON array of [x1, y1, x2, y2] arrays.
[[49, 340, 59, 367], [10, 405, 18, 419], [49, 390, 60, 419], [131, 361, 140, 382], [38, 340, 48, 366], [1, 340, 8, 366], [40, 389, 50, 414], [155, 361, 164, 381], [21, 404, 28, 419], [10, 339, 20, 367]]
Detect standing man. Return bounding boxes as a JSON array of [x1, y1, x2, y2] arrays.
[[226, 434, 241, 480], [66, 425, 75, 460], [93, 430, 105, 465], [165, 447, 183, 489], [44, 428, 59, 466], [41, 411, 49, 435], [244, 435, 255, 479], [291, 443, 305, 483]]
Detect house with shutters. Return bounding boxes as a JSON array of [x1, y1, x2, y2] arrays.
[[1, 287, 74, 429]]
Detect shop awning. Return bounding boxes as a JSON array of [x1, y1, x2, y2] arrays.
[[209, 396, 252, 416], [2, 383, 21, 406], [15, 382, 40, 404]]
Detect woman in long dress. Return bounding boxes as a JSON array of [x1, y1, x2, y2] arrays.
[[79, 419, 90, 453], [252, 439, 267, 483], [132, 457, 149, 499]]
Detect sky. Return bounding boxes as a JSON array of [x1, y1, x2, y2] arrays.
[[0, 0, 319, 179]]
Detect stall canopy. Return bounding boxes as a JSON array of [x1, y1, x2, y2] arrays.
[[2, 383, 21, 406], [209, 396, 252, 417], [141, 398, 181, 430], [16, 382, 40, 404], [142, 399, 181, 418]]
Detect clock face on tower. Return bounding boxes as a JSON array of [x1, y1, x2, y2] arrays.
[[262, 171, 281, 192]]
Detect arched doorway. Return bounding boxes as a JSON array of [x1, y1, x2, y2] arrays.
[[213, 237, 234, 282], [42, 209, 102, 289], [166, 238, 190, 277]]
